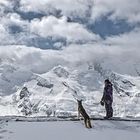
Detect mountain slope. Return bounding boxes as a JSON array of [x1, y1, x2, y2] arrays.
[[0, 45, 140, 118]]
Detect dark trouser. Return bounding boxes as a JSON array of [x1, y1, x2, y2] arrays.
[[105, 100, 113, 118]]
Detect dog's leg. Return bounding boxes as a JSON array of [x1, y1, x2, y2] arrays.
[[86, 119, 90, 128], [85, 119, 92, 128], [84, 119, 88, 128], [78, 110, 80, 119], [87, 119, 92, 128]]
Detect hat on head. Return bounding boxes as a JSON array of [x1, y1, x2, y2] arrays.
[[105, 79, 110, 83]]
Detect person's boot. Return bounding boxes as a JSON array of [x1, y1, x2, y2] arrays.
[[104, 116, 109, 119], [110, 112, 113, 118], [107, 112, 113, 119], [104, 113, 110, 119], [104, 111, 112, 119]]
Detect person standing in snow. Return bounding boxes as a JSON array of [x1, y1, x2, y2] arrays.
[[100, 79, 113, 119]]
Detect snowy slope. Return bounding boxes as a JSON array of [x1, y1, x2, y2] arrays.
[[0, 45, 140, 118], [1, 120, 140, 140]]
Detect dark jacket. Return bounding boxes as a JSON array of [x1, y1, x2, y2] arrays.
[[102, 83, 113, 102]]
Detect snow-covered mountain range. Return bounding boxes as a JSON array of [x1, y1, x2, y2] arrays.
[[0, 45, 140, 118]]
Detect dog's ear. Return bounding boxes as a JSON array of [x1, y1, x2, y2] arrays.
[[77, 100, 80, 103], [79, 99, 83, 102], [77, 100, 82, 103]]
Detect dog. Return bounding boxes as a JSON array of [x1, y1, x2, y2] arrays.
[[77, 100, 92, 128]]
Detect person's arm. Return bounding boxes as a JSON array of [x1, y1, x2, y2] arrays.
[[101, 88, 106, 102], [100, 89, 105, 106]]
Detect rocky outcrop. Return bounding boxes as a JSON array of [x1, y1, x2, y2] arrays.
[[53, 65, 69, 78]]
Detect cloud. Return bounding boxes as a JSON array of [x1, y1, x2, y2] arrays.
[[91, 0, 140, 24], [30, 16, 100, 43], [1, 40, 140, 76], [19, 0, 140, 24], [0, 0, 140, 71], [0, 11, 30, 45], [0, 1, 99, 48], [19, 0, 92, 19], [0, 0, 10, 6], [0, 24, 7, 39], [104, 28, 140, 47]]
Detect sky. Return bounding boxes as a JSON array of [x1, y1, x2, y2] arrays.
[[0, 0, 140, 76], [0, 0, 139, 49]]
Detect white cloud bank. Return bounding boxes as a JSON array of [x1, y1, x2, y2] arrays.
[[0, 40, 140, 76], [20, 0, 92, 19], [30, 16, 100, 42], [91, 0, 140, 23], [105, 28, 140, 47], [0, 0, 139, 69], [19, 0, 140, 24]]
